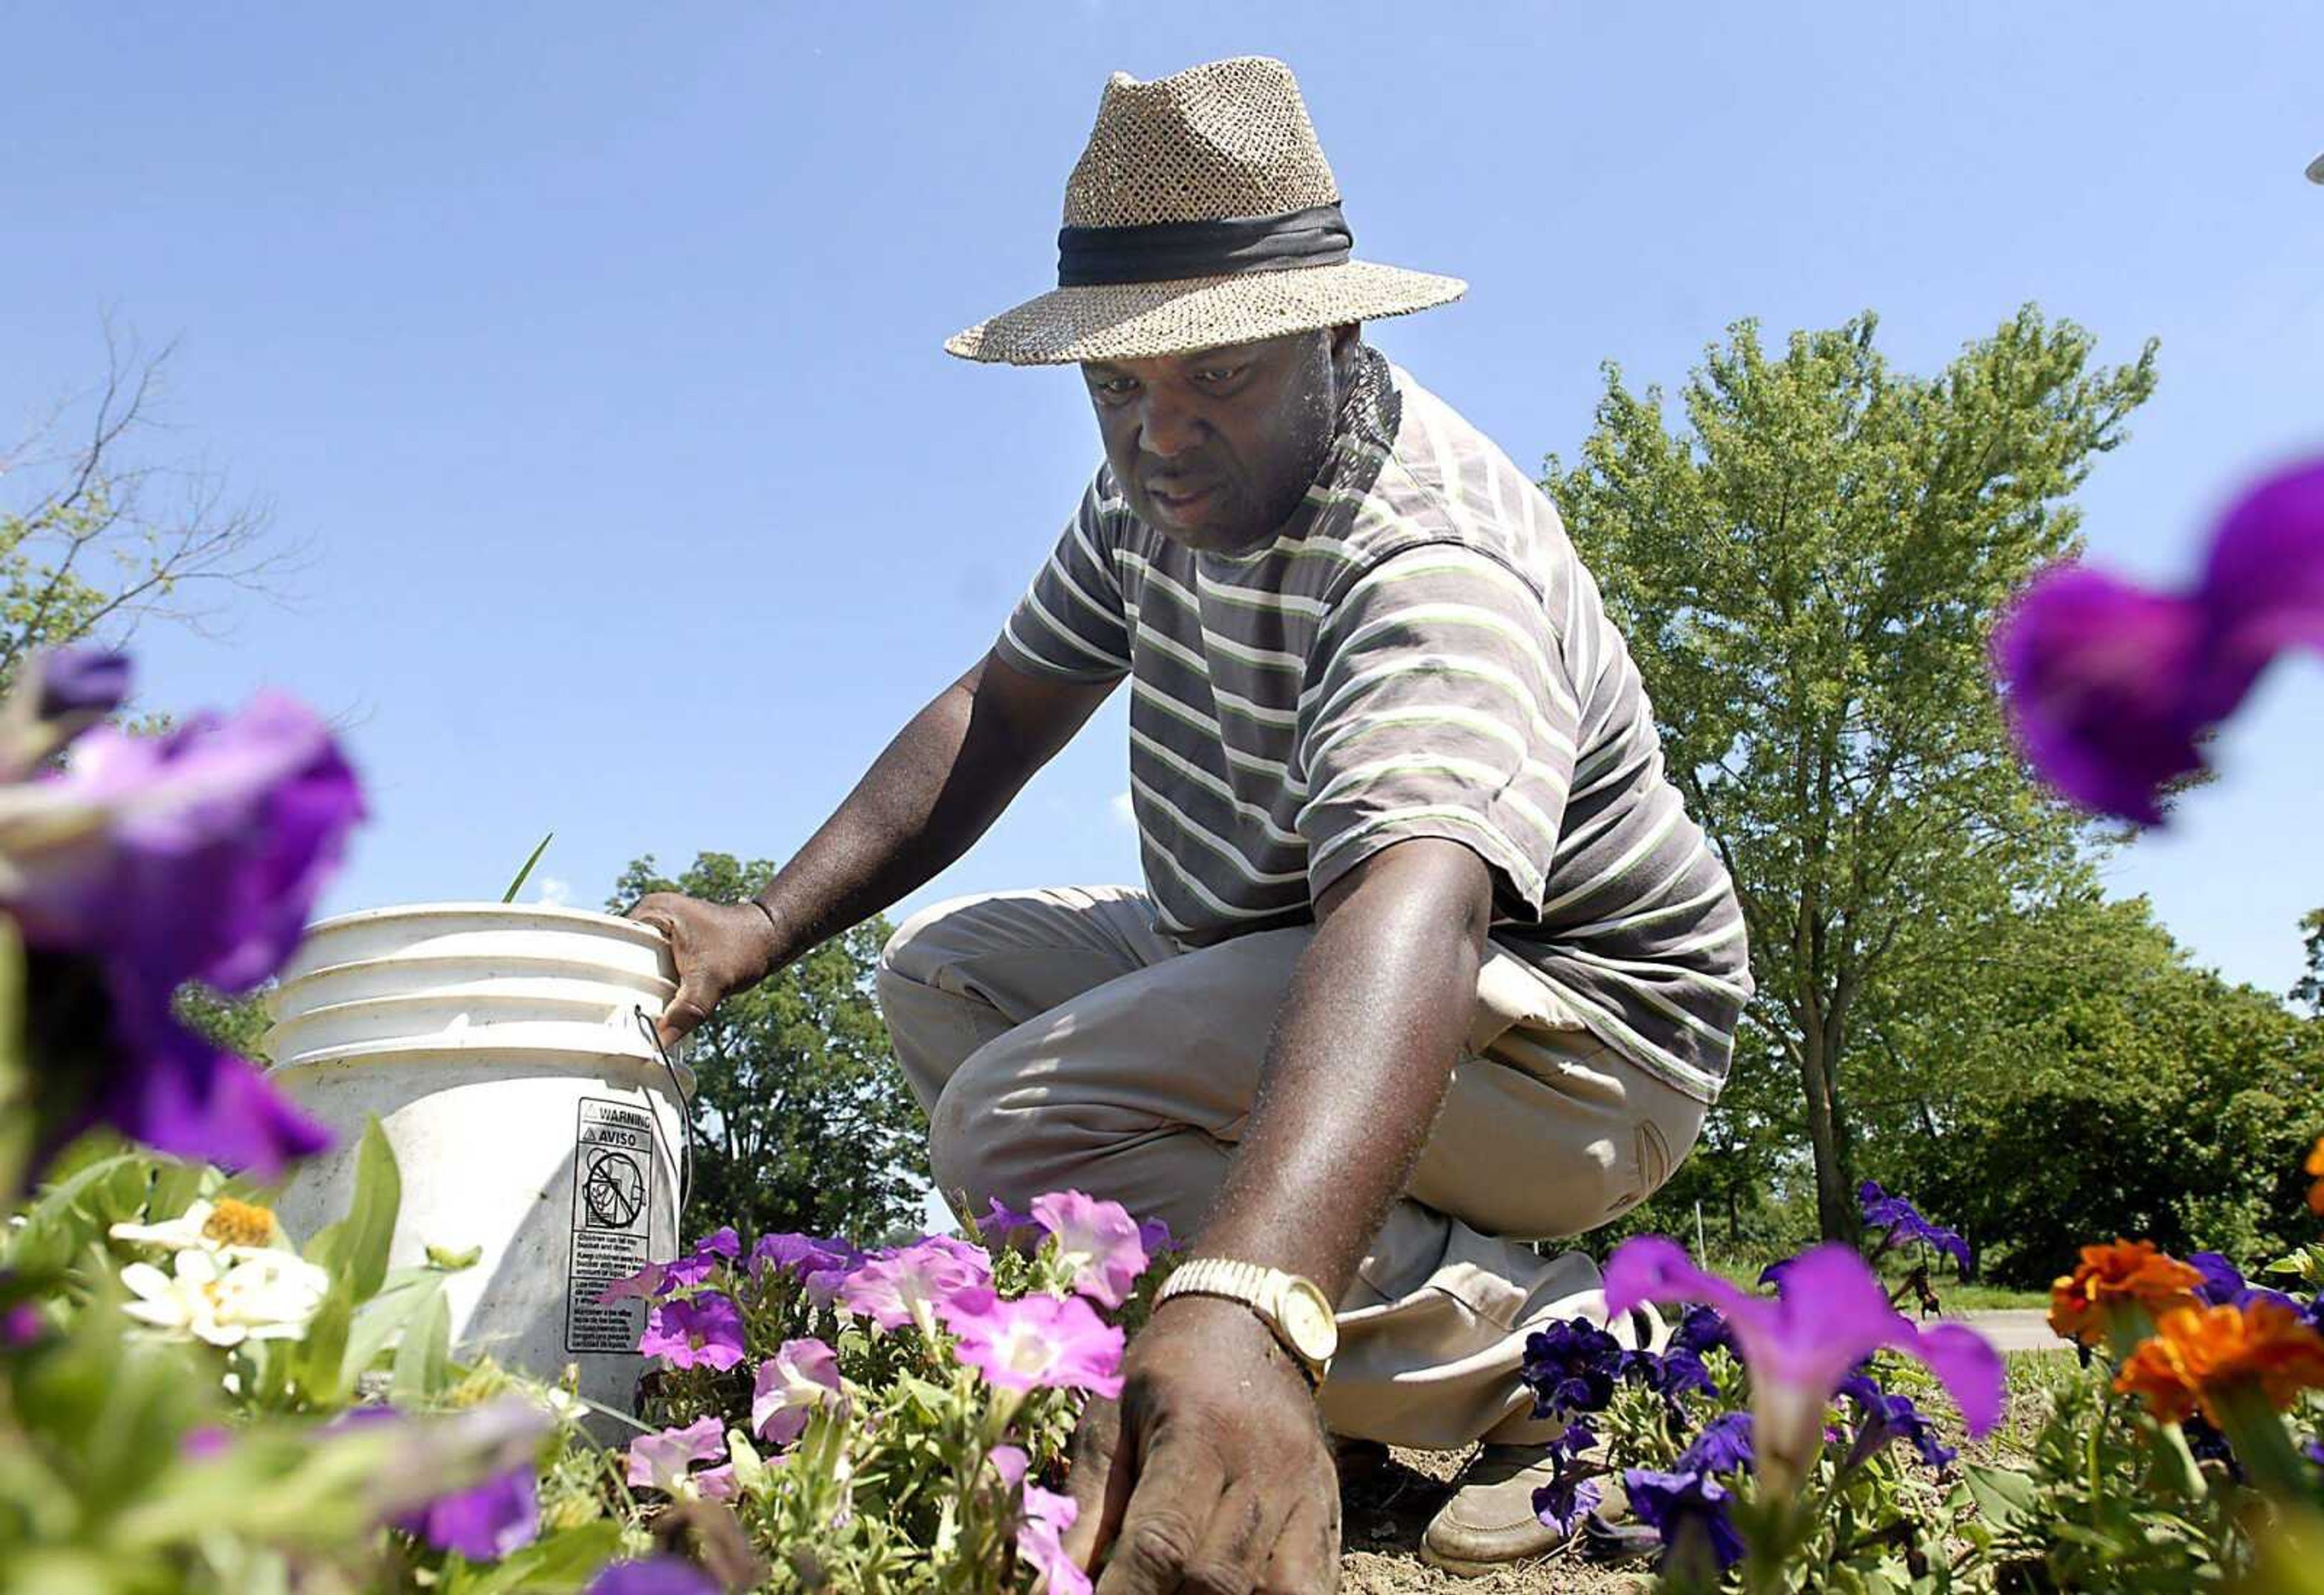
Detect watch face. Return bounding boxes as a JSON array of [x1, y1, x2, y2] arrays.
[[1277, 1278, 1339, 1364]]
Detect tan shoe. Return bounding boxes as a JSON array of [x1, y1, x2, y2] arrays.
[[1417, 1443, 1574, 1574]]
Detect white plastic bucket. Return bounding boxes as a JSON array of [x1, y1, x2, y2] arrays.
[[266, 904, 692, 1426]]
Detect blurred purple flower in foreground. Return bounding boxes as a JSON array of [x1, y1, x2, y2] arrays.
[[1992, 458, 2324, 825], [1606, 1237, 2003, 1491], [0, 655, 361, 1179], [584, 1559, 720, 1595]]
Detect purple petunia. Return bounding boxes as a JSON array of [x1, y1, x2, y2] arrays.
[[398, 1465, 540, 1561], [1521, 1317, 1624, 1420], [1533, 1469, 1604, 1536], [1606, 1237, 2003, 1493], [638, 1292, 746, 1370], [1625, 1466, 1746, 1571], [330, 1403, 545, 1563], [1678, 1411, 1756, 1477], [2, 677, 361, 1179], [1992, 456, 2324, 826], [752, 1337, 844, 1446], [2187, 1251, 2246, 1307], [750, 1231, 860, 1289]]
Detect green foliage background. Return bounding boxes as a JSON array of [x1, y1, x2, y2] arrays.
[[609, 852, 928, 1245]]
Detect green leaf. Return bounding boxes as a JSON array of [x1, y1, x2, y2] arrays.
[[292, 1274, 356, 1404], [390, 1286, 451, 1403], [502, 831, 555, 904], [341, 1269, 445, 1390], [0, 916, 27, 1197], [313, 1119, 400, 1301], [451, 1521, 621, 1594], [1961, 1462, 2037, 1531]]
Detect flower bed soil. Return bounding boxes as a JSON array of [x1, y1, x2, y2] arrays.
[[1338, 1449, 1644, 1594]]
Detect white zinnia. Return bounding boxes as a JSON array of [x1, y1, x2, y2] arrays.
[[121, 1246, 331, 1347]]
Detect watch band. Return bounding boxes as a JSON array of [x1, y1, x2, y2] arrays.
[[1155, 1257, 1333, 1386]]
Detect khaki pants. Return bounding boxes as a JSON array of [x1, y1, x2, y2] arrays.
[[876, 884, 1708, 1449]]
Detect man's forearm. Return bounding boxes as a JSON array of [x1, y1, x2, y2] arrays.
[[1191, 840, 1494, 1301], [750, 665, 1044, 972]]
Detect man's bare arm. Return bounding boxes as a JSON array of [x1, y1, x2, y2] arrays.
[[632, 650, 1112, 1042], [1063, 837, 1495, 1591]]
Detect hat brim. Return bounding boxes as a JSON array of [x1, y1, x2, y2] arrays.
[[944, 258, 1465, 366]]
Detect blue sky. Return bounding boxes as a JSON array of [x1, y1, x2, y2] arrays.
[[9, 3, 2322, 997]]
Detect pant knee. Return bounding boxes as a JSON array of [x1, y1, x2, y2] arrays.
[[877, 892, 985, 990]]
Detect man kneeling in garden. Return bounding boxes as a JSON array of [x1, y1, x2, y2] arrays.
[[634, 56, 1748, 1584]]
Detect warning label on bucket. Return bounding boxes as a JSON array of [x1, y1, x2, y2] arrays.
[[566, 1097, 661, 1353]]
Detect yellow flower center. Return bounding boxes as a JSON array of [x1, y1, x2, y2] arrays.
[[202, 1198, 277, 1249]]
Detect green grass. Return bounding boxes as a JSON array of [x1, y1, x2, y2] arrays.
[[1703, 1260, 2049, 1313]]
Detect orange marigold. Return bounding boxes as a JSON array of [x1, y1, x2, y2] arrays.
[[2305, 1135, 2323, 1218], [2115, 1297, 2324, 1425], [2049, 1238, 2206, 1347]]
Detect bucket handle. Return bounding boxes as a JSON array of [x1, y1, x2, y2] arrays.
[[630, 1005, 695, 1223]]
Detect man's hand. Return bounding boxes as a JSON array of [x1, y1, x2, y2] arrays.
[[1062, 1295, 1341, 1594], [625, 893, 781, 1049]]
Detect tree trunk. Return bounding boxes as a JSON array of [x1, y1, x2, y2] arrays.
[[1795, 1027, 1858, 1242]]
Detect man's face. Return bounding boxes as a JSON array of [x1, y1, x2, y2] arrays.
[[1080, 326, 1357, 556]]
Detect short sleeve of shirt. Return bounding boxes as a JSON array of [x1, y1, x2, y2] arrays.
[[993, 470, 1134, 684], [1295, 543, 1581, 915]]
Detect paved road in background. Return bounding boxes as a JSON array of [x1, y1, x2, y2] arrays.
[[1953, 1309, 2060, 1352]]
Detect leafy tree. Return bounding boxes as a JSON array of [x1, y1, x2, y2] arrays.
[[2293, 906, 2324, 1018], [1882, 893, 2324, 1285], [1546, 306, 2158, 1240], [609, 853, 928, 1243], [173, 984, 272, 1062]]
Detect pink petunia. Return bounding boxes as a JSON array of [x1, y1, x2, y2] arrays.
[[625, 1416, 727, 1496], [637, 1293, 746, 1371], [751, 1337, 844, 1447], [940, 1287, 1124, 1399], [1604, 1237, 2001, 1492], [596, 1260, 669, 1306], [838, 1235, 991, 1334], [1017, 1484, 1092, 1595], [1031, 1191, 1149, 1309]]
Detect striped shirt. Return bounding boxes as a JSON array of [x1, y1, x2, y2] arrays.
[[996, 347, 1750, 1103]]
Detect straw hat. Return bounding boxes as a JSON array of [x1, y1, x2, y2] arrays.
[[945, 56, 1466, 366]]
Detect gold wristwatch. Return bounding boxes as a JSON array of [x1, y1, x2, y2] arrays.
[[1155, 1258, 1338, 1387]]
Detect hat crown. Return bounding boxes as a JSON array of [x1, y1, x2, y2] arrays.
[[1062, 56, 1340, 229]]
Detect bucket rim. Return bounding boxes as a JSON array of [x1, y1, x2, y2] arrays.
[[297, 901, 671, 947], [269, 953, 678, 1012], [265, 1035, 697, 1093]]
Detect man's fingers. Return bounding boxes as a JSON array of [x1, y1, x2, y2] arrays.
[[1182, 1480, 1285, 1595], [1060, 1398, 1131, 1571], [625, 901, 718, 1049], [1257, 1488, 1341, 1595], [1094, 1441, 1227, 1595]]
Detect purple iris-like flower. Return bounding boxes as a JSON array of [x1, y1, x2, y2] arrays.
[[1031, 1190, 1150, 1309], [1521, 1317, 1624, 1419], [1992, 457, 2324, 826], [398, 1465, 540, 1562], [584, 1560, 721, 1595], [638, 1292, 746, 1370], [625, 1416, 728, 1495], [1679, 1412, 1756, 1476], [2187, 1251, 2245, 1307], [1606, 1237, 2003, 1489], [1625, 1466, 1746, 1571], [4, 688, 361, 1178], [1857, 1181, 1973, 1274], [940, 1286, 1125, 1398], [1839, 1371, 1957, 1471], [838, 1235, 991, 1332], [1137, 1215, 1176, 1255]]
